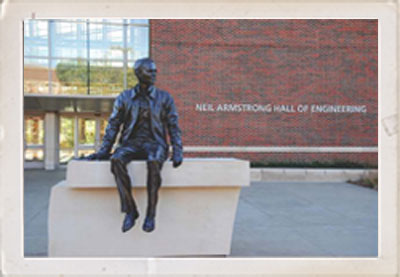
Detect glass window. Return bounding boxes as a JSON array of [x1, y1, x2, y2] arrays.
[[53, 59, 88, 95], [107, 27, 123, 43], [89, 60, 124, 95], [53, 21, 87, 59], [78, 118, 96, 145], [25, 20, 48, 38], [89, 45, 124, 60], [56, 22, 77, 34], [89, 23, 103, 41], [35, 21, 48, 37], [58, 116, 113, 162], [24, 115, 44, 162], [24, 59, 50, 94], [100, 119, 108, 139], [127, 26, 149, 60], [25, 149, 44, 162], [25, 116, 44, 145], [24, 44, 48, 57], [89, 25, 124, 60], [60, 149, 74, 163], [103, 19, 124, 25], [129, 19, 149, 25], [24, 20, 49, 57], [59, 117, 75, 163], [24, 19, 149, 95]]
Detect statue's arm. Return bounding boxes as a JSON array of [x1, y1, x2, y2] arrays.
[[165, 94, 183, 167]]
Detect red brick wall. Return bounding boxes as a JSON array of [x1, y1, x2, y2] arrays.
[[151, 19, 378, 166], [184, 152, 378, 167]]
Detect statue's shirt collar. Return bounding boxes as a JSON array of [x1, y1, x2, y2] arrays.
[[131, 84, 156, 99]]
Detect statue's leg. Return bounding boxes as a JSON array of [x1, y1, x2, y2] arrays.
[[110, 147, 138, 215], [142, 144, 166, 232], [111, 146, 144, 232], [145, 160, 162, 219]]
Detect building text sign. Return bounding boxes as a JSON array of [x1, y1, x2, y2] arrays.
[[195, 103, 367, 114]]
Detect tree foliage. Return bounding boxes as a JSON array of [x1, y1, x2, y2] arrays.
[[55, 61, 138, 95]]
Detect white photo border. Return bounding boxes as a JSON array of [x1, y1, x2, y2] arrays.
[[0, 1, 397, 276]]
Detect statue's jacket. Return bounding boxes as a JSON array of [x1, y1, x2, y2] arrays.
[[98, 84, 183, 160]]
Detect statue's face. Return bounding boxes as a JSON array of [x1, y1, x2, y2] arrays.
[[136, 60, 157, 86]]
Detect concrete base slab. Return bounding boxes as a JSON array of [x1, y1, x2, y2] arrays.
[[48, 158, 250, 257], [49, 182, 241, 257], [67, 158, 250, 188]]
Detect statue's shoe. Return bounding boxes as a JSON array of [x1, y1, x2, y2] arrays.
[[142, 217, 155, 232], [122, 212, 139, 233]]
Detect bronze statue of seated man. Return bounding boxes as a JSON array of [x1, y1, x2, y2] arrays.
[[83, 58, 183, 233]]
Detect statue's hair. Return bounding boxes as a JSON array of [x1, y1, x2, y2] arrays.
[[134, 58, 155, 73]]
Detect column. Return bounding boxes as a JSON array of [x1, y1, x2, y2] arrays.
[[44, 112, 59, 170], [74, 116, 79, 158], [95, 117, 101, 151]]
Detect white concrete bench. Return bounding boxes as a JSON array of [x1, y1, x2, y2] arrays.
[[48, 158, 250, 257]]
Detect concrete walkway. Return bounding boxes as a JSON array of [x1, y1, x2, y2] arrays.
[[24, 169, 377, 257]]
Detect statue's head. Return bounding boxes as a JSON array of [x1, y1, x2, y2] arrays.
[[134, 58, 157, 86]]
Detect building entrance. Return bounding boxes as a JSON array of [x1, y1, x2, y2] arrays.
[[59, 115, 108, 163], [24, 113, 108, 169]]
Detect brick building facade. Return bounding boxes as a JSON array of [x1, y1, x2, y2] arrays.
[[151, 19, 378, 166]]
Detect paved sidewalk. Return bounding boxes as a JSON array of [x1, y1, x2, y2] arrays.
[[24, 169, 377, 257], [231, 181, 377, 257]]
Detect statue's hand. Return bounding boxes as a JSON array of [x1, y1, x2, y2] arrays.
[[81, 153, 98, 160], [171, 153, 183, 168], [80, 151, 110, 161]]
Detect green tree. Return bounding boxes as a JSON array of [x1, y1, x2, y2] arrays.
[[56, 60, 138, 95]]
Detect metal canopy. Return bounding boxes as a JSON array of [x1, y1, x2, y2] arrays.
[[24, 94, 116, 114]]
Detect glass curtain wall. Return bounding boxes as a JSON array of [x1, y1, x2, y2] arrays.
[[24, 19, 149, 95]]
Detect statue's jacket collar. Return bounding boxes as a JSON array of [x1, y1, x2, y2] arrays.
[[129, 85, 156, 100]]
